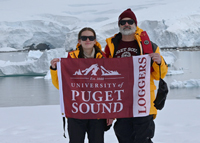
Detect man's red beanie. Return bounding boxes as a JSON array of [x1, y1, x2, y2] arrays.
[[118, 8, 137, 26]]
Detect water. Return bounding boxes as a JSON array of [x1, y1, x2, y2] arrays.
[[0, 51, 199, 107], [0, 76, 60, 107], [163, 51, 200, 99]]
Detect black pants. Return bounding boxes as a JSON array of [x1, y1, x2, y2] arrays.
[[67, 118, 106, 143], [114, 115, 155, 143]]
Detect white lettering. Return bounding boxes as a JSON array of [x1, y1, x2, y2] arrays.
[[91, 103, 100, 114], [102, 103, 112, 113], [71, 90, 79, 101], [113, 102, 123, 112], [71, 102, 124, 114], [81, 91, 91, 102], [114, 90, 124, 101], [105, 91, 113, 101], [92, 91, 103, 102], [79, 103, 90, 114], [72, 102, 78, 113]]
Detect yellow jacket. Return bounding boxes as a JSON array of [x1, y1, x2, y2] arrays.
[[105, 27, 168, 119]]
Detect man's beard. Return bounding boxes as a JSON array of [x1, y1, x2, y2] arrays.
[[119, 25, 136, 35]]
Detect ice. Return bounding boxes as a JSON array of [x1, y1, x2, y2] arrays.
[[0, 48, 66, 76], [1, 100, 200, 143], [166, 70, 184, 76], [0, 0, 200, 50], [26, 50, 43, 60], [170, 79, 200, 89], [0, 47, 18, 52], [0, 0, 200, 77], [161, 51, 177, 67], [44, 70, 52, 80], [0, 0, 200, 142]]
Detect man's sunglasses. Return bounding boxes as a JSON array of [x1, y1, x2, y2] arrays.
[[119, 20, 135, 26], [80, 36, 95, 41]]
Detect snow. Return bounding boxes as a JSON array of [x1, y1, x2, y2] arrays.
[[26, 50, 43, 60], [0, 48, 66, 76], [0, 0, 200, 77], [160, 51, 177, 67], [0, 47, 18, 52], [0, 0, 199, 83], [0, 0, 200, 142], [1, 100, 200, 143], [170, 79, 200, 89], [0, 0, 200, 50], [43, 70, 52, 80], [3, 46, 198, 90], [167, 70, 184, 76]]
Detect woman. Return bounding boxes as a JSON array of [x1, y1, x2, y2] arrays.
[[50, 27, 112, 143]]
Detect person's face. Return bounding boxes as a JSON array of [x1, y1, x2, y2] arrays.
[[78, 30, 96, 50], [119, 18, 136, 35]]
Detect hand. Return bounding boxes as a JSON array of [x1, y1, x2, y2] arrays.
[[50, 58, 60, 69], [149, 53, 161, 64], [107, 118, 114, 126]]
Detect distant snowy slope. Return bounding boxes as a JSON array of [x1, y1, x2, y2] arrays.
[[0, 14, 81, 49], [139, 15, 200, 48], [0, 0, 200, 50]]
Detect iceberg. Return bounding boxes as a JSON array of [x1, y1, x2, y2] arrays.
[[0, 0, 200, 51], [0, 48, 66, 76], [170, 79, 200, 89]]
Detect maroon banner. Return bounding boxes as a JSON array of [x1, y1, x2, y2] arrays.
[[57, 56, 150, 119]]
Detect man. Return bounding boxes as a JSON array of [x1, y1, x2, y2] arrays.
[[105, 8, 168, 143]]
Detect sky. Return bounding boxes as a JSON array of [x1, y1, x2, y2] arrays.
[[0, 0, 200, 142]]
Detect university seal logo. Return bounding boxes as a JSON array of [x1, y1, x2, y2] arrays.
[[73, 64, 121, 76]]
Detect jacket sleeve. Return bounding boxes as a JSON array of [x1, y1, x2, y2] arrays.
[[151, 45, 168, 80], [50, 68, 59, 89], [104, 45, 111, 58], [50, 52, 72, 90]]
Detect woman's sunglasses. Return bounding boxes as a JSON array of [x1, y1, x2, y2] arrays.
[[80, 36, 95, 41], [119, 20, 135, 26]]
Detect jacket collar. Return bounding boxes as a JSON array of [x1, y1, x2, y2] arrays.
[[70, 41, 103, 59]]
